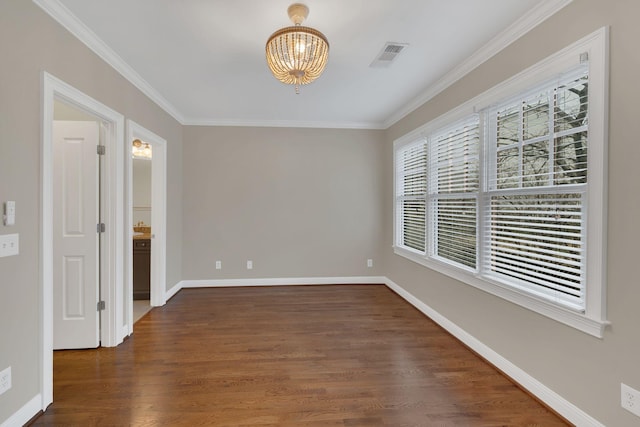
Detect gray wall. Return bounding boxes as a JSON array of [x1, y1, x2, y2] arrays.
[[132, 158, 152, 226], [0, 0, 183, 421], [383, 0, 640, 425], [182, 126, 386, 280], [3, 0, 639, 425]]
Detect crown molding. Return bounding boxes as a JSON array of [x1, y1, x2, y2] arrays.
[[183, 118, 386, 130], [33, 0, 572, 131], [33, 0, 185, 124], [382, 0, 574, 129]]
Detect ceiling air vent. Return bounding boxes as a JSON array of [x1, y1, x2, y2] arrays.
[[370, 42, 409, 68]]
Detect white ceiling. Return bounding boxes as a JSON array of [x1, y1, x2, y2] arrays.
[[37, 0, 570, 129]]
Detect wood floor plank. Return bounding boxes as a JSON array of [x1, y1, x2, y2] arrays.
[[31, 285, 569, 426]]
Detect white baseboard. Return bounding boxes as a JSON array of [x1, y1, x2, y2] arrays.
[[1, 394, 41, 427], [173, 274, 602, 425], [118, 325, 130, 342], [181, 276, 387, 288], [7, 277, 598, 427], [383, 278, 604, 427], [165, 281, 183, 301]]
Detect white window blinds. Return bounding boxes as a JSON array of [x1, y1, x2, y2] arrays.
[[489, 67, 589, 191], [394, 63, 592, 313], [395, 140, 427, 253], [429, 116, 479, 269], [392, 29, 608, 335], [487, 193, 584, 308], [486, 65, 588, 310]]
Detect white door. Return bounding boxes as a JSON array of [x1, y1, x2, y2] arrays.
[[53, 121, 100, 349]]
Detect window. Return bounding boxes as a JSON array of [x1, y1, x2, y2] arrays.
[[486, 68, 588, 310], [430, 116, 479, 269], [393, 28, 608, 337], [395, 140, 427, 253]]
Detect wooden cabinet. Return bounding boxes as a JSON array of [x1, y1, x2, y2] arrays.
[[133, 239, 151, 300]]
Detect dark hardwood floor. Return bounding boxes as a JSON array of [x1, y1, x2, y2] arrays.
[[32, 285, 569, 426]]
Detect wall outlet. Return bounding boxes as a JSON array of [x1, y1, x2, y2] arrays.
[[367, 259, 373, 268], [246, 260, 253, 270], [0, 367, 11, 395], [0, 233, 19, 258], [215, 260, 222, 270], [621, 383, 640, 417]]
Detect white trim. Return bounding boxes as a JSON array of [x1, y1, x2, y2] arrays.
[[125, 121, 168, 341], [40, 70, 54, 412], [181, 276, 387, 288], [390, 8, 596, 144], [391, 27, 609, 337], [583, 27, 609, 322], [32, 0, 572, 131], [183, 118, 385, 130], [41, 72, 125, 410], [33, 0, 184, 124], [382, 0, 574, 128], [393, 246, 608, 337], [165, 281, 183, 301], [0, 394, 42, 427], [118, 323, 129, 343], [31, 0, 377, 130], [383, 277, 605, 427], [129, 276, 603, 425], [16, 276, 602, 426]]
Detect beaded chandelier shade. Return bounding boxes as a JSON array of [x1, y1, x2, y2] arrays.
[[266, 3, 329, 94]]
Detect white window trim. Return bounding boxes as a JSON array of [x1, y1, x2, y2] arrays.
[[393, 27, 609, 338]]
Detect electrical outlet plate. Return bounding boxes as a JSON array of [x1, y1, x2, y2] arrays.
[[215, 260, 222, 270], [247, 260, 253, 270], [621, 383, 640, 417], [367, 259, 373, 267], [0, 233, 19, 257], [0, 367, 11, 395]]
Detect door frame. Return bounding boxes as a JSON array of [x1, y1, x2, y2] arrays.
[[125, 120, 167, 336], [40, 72, 125, 410]]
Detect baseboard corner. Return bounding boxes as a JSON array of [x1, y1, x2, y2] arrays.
[[382, 277, 604, 427], [1, 394, 42, 427]]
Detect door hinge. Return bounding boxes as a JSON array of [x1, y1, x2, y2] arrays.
[[97, 223, 106, 233], [97, 301, 106, 311], [97, 145, 106, 155]]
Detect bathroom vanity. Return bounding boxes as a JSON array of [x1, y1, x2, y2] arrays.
[[133, 236, 151, 300]]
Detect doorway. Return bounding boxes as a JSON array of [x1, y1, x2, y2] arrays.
[[125, 120, 167, 335], [41, 72, 125, 410], [132, 151, 152, 321]]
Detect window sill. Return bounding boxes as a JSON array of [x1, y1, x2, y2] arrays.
[[393, 246, 609, 338]]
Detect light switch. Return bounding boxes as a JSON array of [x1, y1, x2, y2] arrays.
[[3, 201, 15, 226]]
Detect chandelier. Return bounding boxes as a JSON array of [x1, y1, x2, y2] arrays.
[[265, 3, 329, 94], [132, 139, 152, 160]]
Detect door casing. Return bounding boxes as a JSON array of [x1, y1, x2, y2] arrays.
[[125, 120, 167, 337], [41, 72, 125, 410]]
